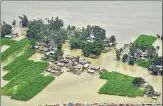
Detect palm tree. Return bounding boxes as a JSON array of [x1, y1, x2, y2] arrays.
[[19, 14, 29, 27]]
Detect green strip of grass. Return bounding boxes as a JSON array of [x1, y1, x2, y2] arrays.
[[1, 38, 31, 61], [3, 48, 36, 71], [98, 71, 145, 97], [3, 60, 35, 81], [1, 62, 49, 96], [11, 75, 54, 101]]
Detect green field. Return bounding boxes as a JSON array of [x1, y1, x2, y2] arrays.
[[1, 38, 55, 101], [98, 71, 145, 97], [1, 38, 31, 61], [11, 75, 54, 101], [3, 60, 35, 80], [1, 38, 17, 46], [3, 48, 36, 71], [135, 59, 153, 68], [133, 34, 157, 47]]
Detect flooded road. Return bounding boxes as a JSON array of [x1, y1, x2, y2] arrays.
[[1, 1, 162, 106]]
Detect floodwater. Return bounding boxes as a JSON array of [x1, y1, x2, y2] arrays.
[[1, 45, 10, 53], [1, 1, 162, 106]]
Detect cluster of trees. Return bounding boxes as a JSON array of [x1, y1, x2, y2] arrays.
[[82, 40, 104, 57], [1, 21, 12, 37], [132, 77, 145, 87], [69, 25, 106, 57]]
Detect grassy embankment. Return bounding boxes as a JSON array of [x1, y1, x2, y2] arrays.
[[98, 71, 145, 97]]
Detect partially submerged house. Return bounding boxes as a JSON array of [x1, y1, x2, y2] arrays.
[[90, 66, 100, 70], [83, 63, 89, 68], [79, 60, 87, 65], [57, 62, 65, 67], [65, 55, 74, 59]]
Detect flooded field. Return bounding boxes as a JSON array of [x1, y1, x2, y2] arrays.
[[11, 26, 27, 41], [1, 1, 162, 106]]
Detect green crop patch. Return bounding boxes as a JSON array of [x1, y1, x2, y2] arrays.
[[133, 34, 157, 46], [1, 38, 31, 61], [1, 38, 17, 46], [3, 60, 35, 80], [3, 48, 36, 71], [135, 59, 153, 68], [11, 75, 54, 101], [1, 62, 49, 96], [98, 71, 145, 97]]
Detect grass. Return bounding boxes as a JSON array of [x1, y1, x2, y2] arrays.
[[135, 59, 153, 68], [3, 48, 36, 71], [2, 60, 35, 80], [11, 75, 54, 101], [1, 62, 49, 96], [1, 38, 31, 61], [98, 71, 145, 97], [133, 34, 157, 46]]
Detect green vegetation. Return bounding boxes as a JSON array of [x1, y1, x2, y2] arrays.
[[3, 60, 34, 80], [132, 34, 156, 49], [3, 48, 36, 71], [135, 59, 153, 68], [1, 38, 31, 61], [1, 21, 12, 37], [1, 38, 17, 46], [1, 62, 49, 96], [98, 71, 145, 97], [11, 75, 54, 101], [19, 14, 29, 27]]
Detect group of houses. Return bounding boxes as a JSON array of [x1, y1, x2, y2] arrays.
[[45, 55, 101, 76]]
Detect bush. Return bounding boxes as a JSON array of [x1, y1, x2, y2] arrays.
[[98, 71, 145, 97], [128, 57, 135, 65]]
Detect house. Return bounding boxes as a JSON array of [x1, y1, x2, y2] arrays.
[[59, 59, 69, 63], [79, 60, 87, 65], [57, 63, 65, 67], [65, 55, 74, 59], [87, 69, 96, 73], [84, 63, 89, 68], [91, 66, 100, 70], [73, 66, 81, 70], [72, 62, 78, 66], [46, 67, 52, 72]]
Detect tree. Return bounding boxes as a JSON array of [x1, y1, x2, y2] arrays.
[[48, 16, 64, 31], [1, 21, 12, 37], [110, 35, 116, 43], [75, 55, 80, 62], [83, 46, 91, 57], [122, 54, 129, 62], [19, 14, 29, 27], [156, 46, 160, 50], [92, 25, 106, 40], [115, 50, 121, 61], [147, 46, 156, 59], [132, 77, 145, 86], [128, 57, 135, 65], [92, 48, 102, 56], [12, 19, 16, 26]]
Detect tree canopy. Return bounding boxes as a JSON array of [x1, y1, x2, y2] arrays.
[[1, 21, 12, 37]]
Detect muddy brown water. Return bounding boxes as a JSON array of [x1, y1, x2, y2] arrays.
[[1, 1, 162, 106]]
